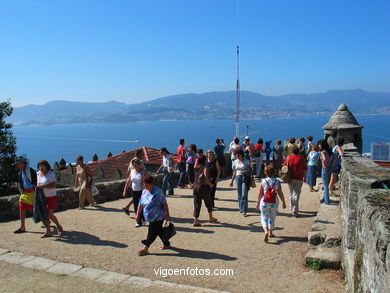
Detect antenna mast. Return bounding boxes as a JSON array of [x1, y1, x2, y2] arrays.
[[235, 0, 240, 137]]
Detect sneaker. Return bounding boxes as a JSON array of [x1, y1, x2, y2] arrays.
[[134, 223, 142, 228]]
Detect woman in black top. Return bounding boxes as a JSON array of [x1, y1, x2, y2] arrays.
[[192, 156, 218, 227], [205, 150, 220, 209]]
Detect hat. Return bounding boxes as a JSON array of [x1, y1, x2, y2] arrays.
[[245, 136, 250, 140]]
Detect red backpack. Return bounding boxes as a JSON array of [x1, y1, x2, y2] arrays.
[[263, 179, 278, 204]]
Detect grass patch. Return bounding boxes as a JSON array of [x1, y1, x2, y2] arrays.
[[305, 258, 323, 270]]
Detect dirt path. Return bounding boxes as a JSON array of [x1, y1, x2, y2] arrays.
[[0, 179, 344, 293]]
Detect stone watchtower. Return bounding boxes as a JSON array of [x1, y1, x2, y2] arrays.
[[323, 104, 363, 154]]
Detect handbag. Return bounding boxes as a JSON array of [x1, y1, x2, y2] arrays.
[[91, 185, 99, 196], [162, 220, 176, 240], [280, 156, 291, 183]]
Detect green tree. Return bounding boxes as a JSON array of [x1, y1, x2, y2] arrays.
[[0, 100, 17, 192]]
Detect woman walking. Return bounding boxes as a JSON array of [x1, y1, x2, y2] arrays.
[[329, 137, 345, 192], [230, 149, 252, 217], [74, 155, 96, 209], [256, 166, 286, 243], [137, 175, 172, 256], [36, 160, 63, 238], [156, 147, 175, 196], [254, 138, 264, 178], [123, 159, 145, 227], [193, 156, 218, 227], [206, 150, 220, 209], [186, 144, 197, 189], [318, 139, 333, 205], [306, 145, 321, 192], [272, 139, 283, 176]]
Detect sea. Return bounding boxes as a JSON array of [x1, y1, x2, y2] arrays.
[[13, 115, 390, 167]]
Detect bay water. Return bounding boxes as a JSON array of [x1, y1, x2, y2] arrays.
[[13, 115, 390, 167]]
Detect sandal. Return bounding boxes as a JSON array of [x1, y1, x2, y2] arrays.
[[14, 228, 26, 234], [137, 248, 149, 256], [209, 217, 218, 223], [58, 226, 64, 236], [41, 233, 52, 238], [193, 221, 202, 227], [264, 234, 269, 243], [160, 245, 172, 250]]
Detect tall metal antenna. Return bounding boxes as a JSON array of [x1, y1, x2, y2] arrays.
[[235, 0, 240, 137]]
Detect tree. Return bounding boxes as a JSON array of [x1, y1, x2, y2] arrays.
[[0, 100, 17, 192]]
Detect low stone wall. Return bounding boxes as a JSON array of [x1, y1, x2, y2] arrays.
[[0, 173, 179, 222], [340, 156, 390, 292]]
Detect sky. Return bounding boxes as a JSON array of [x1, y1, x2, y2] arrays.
[[0, 0, 389, 107]]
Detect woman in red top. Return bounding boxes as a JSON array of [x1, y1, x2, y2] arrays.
[[254, 138, 264, 178]]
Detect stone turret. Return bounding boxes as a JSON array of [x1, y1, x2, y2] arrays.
[[323, 104, 363, 153]]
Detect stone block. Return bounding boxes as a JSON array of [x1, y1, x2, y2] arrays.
[[122, 276, 153, 288], [306, 247, 342, 270], [308, 232, 325, 246], [151, 280, 178, 288], [72, 268, 106, 280], [95, 271, 129, 284], [22, 256, 58, 270], [0, 248, 10, 255], [311, 223, 326, 231], [47, 262, 82, 275], [0, 251, 35, 265]]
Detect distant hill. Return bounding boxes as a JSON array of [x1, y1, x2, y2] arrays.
[[9, 89, 390, 125]]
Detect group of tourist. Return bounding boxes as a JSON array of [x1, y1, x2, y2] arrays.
[[13, 133, 345, 251]]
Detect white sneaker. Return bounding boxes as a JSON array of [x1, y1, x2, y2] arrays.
[[134, 223, 142, 228]]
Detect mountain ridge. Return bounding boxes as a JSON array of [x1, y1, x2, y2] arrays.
[[9, 89, 390, 125]]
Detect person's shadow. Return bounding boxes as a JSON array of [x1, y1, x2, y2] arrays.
[[55, 230, 128, 248], [154, 247, 237, 261]]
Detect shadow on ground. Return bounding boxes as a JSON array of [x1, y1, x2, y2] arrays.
[[154, 247, 237, 261], [55, 231, 128, 248]]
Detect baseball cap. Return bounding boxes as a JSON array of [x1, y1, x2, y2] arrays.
[[245, 136, 250, 140]]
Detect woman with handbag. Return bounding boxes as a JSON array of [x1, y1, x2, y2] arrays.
[[256, 165, 286, 243], [193, 156, 218, 227], [137, 174, 172, 256], [230, 149, 253, 217], [75, 155, 96, 209], [205, 150, 220, 209]]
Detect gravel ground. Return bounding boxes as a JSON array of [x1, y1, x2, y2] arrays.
[[0, 179, 344, 293]]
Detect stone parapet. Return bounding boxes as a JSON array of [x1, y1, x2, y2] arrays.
[[0, 173, 179, 222], [339, 156, 390, 292]]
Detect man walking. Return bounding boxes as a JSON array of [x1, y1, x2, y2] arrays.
[[283, 145, 307, 217], [176, 139, 187, 188]]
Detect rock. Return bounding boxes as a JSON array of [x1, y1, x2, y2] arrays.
[[306, 247, 342, 270], [308, 232, 325, 246]]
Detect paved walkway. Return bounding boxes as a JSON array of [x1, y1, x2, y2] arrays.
[[0, 179, 344, 293]]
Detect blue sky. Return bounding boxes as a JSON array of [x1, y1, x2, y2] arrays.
[[1, 0, 389, 107]]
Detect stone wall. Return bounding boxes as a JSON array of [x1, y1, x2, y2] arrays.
[[340, 156, 390, 292], [0, 173, 179, 222]]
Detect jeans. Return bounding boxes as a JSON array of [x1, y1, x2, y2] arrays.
[[288, 179, 303, 214], [132, 190, 145, 224], [162, 169, 174, 195], [255, 157, 262, 177], [177, 162, 186, 187], [322, 168, 331, 204], [235, 175, 248, 213]]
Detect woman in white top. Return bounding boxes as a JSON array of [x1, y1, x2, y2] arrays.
[[123, 159, 144, 227], [230, 149, 252, 216], [256, 165, 286, 243], [36, 160, 63, 238], [156, 147, 175, 196]]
